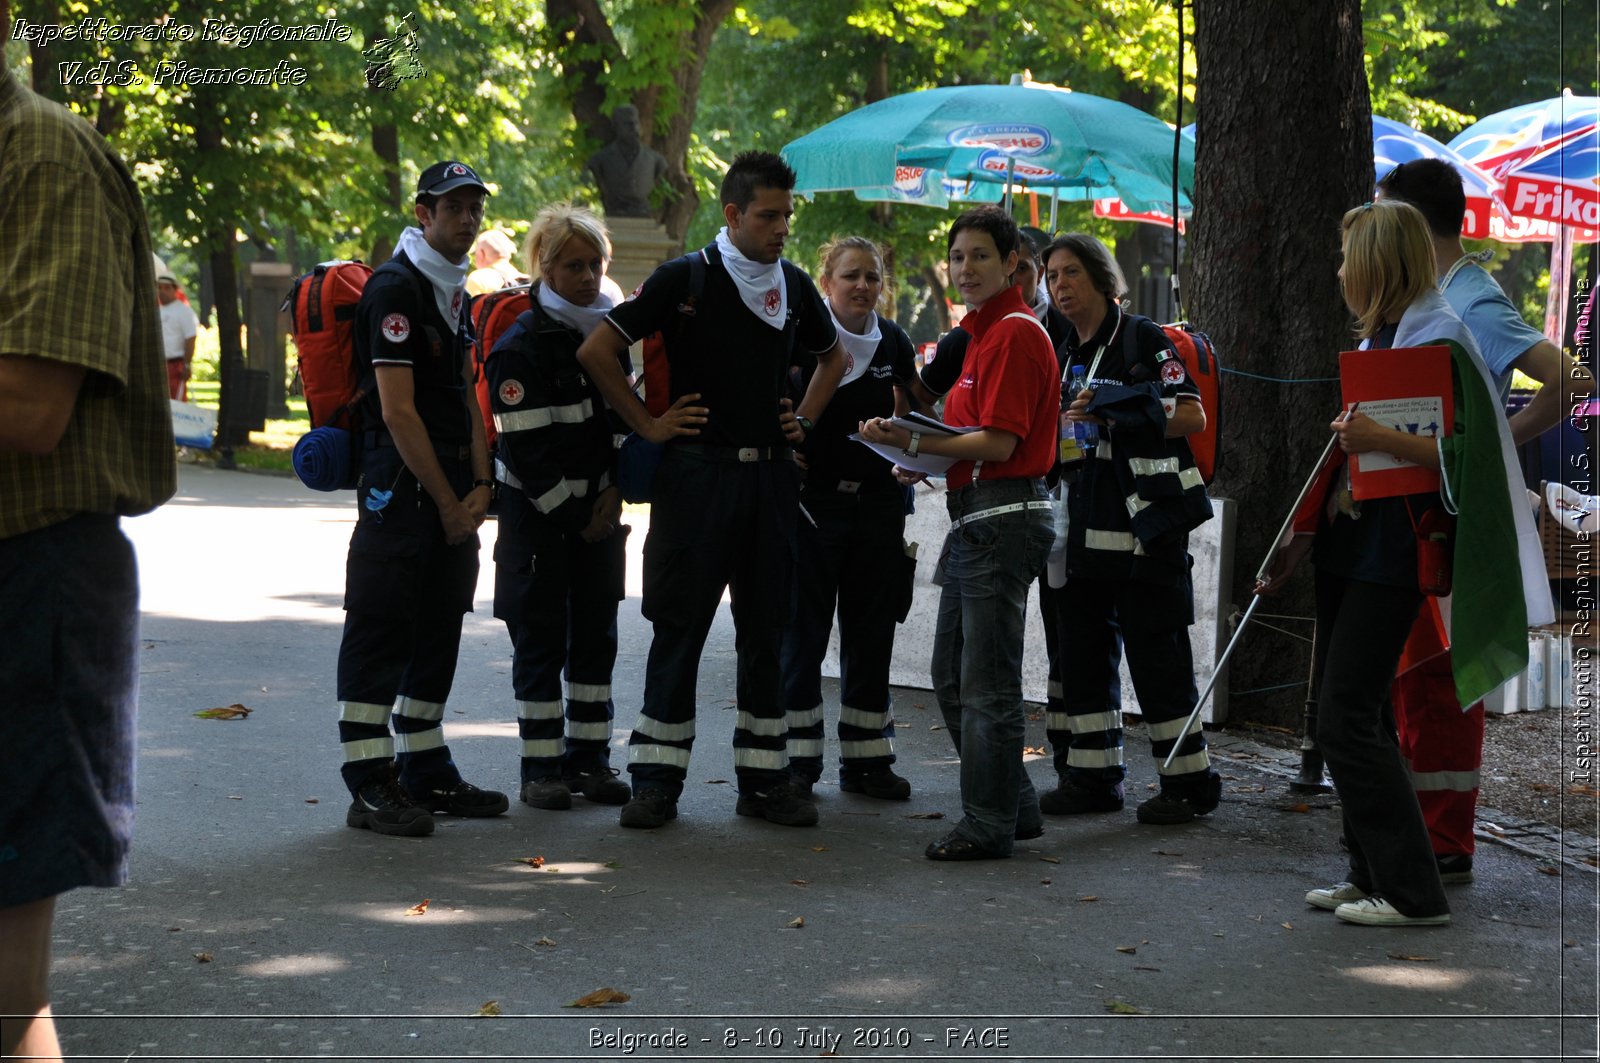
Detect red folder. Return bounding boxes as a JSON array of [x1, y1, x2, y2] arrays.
[[1338, 345, 1453, 501]]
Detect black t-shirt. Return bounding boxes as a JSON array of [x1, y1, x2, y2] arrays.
[[606, 249, 837, 448], [793, 316, 917, 490], [354, 252, 472, 444]]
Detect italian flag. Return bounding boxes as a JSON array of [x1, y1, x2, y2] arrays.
[[1393, 291, 1554, 707]]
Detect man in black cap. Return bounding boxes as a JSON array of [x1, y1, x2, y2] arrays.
[[335, 159, 509, 837]]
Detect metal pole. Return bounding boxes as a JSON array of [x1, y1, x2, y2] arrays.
[[1048, 187, 1059, 234], [1162, 594, 1262, 770], [1002, 156, 1016, 214], [1290, 623, 1332, 793], [1160, 430, 1342, 769]]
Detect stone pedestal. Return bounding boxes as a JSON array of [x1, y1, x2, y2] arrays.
[[605, 216, 676, 294]]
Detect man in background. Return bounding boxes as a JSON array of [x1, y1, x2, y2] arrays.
[[0, 8, 177, 1057], [154, 256, 199, 400], [466, 229, 527, 297]]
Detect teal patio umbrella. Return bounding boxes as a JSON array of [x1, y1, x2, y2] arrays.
[[781, 78, 1193, 217]]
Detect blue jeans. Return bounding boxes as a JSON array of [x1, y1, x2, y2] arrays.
[[931, 479, 1054, 854]]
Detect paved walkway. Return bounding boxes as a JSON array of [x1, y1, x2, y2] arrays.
[[42, 467, 1600, 1061]]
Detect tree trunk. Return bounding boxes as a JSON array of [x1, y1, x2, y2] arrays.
[[368, 120, 401, 265], [656, 0, 737, 249], [1191, 0, 1371, 727], [192, 89, 246, 444]]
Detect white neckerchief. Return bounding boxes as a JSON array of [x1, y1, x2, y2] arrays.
[[537, 280, 615, 338], [715, 227, 787, 330], [828, 304, 880, 386], [395, 227, 469, 334], [1029, 286, 1051, 321], [1439, 248, 1496, 293]]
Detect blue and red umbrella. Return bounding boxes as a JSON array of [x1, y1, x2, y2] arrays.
[[1450, 92, 1600, 243]]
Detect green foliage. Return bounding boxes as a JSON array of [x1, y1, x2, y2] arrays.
[[7, 0, 1585, 320]]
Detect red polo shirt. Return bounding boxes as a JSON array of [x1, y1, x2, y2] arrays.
[[942, 286, 1058, 490]]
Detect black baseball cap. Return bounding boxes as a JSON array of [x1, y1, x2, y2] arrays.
[[417, 160, 490, 197]]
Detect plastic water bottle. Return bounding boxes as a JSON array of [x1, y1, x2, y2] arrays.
[[1069, 365, 1099, 449]]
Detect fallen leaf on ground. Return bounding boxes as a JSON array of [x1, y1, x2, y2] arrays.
[[704, 779, 729, 785], [786, 916, 805, 928], [226, 795, 243, 800], [304, 799, 319, 804], [810, 846, 828, 852], [1104, 1000, 1144, 1015], [1151, 850, 1183, 856], [405, 899, 430, 916], [1078, 895, 1099, 902], [1040, 856, 1061, 864], [520, 857, 545, 868], [604, 861, 622, 869], [929, 724, 943, 731], [565, 987, 630, 1008], [1289, 803, 1310, 813], [194, 952, 213, 963], [1023, 746, 1047, 756], [912, 702, 926, 709], [1281, 922, 1294, 930], [1134, 965, 1161, 972], [474, 1001, 501, 1017], [1040, 879, 1052, 885], [194, 704, 251, 720], [1386, 952, 1435, 962], [1115, 946, 1137, 954], [906, 811, 945, 820], [1536, 865, 1561, 876], [535, 937, 556, 947], [790, 879, 809, 886], [1570, 784, 1600, 797], [166, 927, 181, 932]]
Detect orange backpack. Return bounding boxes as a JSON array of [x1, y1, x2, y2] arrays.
[[470, 284, 533, 450], [1124, 319, 1223, 483], [285, 261, 375, 432]]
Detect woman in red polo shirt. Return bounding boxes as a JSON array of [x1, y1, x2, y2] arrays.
[[859, 206, 1058, 860]]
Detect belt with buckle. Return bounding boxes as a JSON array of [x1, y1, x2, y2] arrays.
[[675, 442, 794, 463], [948, 499, 1053, 531]]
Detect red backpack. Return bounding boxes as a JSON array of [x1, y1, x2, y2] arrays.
[[285, 261, 375, 431], [1124, 319, 1223, 483], [470, 283, 533, 450]]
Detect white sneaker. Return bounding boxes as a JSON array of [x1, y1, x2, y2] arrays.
[[1334, 896, 1450, 927], [1305, 881, 1369, 911]]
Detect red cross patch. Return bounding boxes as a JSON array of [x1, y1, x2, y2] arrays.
[[498, 379, 525, 406], [1161, 359, 1187, 386], [763, 287, 781, 316], [448, 163, 466, 175], [844, 353, 855, 375], [381, 313, 411, 343], [450, 290, 463, 317]]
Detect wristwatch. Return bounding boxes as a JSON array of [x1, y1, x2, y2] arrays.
[[903, 431, 922, 459], [795, 415, 814, 436]]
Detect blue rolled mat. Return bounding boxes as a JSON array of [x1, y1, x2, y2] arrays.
[[292, 426, 354, 491]]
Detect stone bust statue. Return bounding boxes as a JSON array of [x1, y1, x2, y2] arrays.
[[586, 105, 669, 218]]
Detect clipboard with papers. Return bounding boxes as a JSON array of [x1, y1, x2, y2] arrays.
[[850, 411, 975, 475]]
